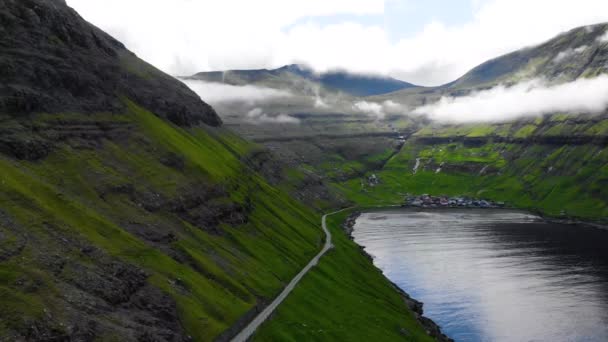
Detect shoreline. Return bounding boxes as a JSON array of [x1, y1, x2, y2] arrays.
[[393, 204, 608, 231], [535, 212, 608, 231], [345, 205, 608, 342], [341, 212, 453, 342]]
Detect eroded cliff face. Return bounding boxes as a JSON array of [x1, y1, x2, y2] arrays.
[[0, 0, 221, 127]]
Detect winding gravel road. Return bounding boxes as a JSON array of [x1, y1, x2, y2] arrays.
[[231, 208, 351, 342]]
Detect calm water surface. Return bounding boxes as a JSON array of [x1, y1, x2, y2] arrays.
[[352, 209, 608, 342]]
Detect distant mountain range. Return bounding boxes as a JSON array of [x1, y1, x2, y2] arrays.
[[449, 23, 608, 89], [185, 23, 608, 224], [188, 64, 417, 97], [379, 22, 608, 102], [190, 22, 608, 105]]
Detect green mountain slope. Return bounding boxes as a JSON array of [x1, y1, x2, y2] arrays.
[[338, 110, 608, 221], [0, 102, 325, 340], [0, 1, 438, 341], [447, 23, 608, 90], [0, 1, 324, 340]]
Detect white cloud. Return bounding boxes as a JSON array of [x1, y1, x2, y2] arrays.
[[413, 75, 608, 122], [246, 108, 301, 124], [310, 84, 330, 108], [382, 100, 407, 114], [354, 101, 385, 119], [66, 0, 384, 76], [599, 30, 608, 43], [314, 97, 330, 109], [182, 80, 292, 104], [353, 100, 407, 119], [67, 0, 608, 86], [386, 0, 608, 85], [553, 45, 589, 63]]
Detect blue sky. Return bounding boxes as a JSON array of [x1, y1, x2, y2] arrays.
[[386, 0, 476, 39], [68, 0, 608, 86], [290, 0, 479, 43]]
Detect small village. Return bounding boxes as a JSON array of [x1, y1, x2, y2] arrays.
[[403, 194, 506, 209], [364, 174, 506, 209]]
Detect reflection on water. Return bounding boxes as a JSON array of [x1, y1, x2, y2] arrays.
[[353, 209, 608, 342]]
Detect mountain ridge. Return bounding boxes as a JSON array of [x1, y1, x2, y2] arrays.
[[0, 0, 221, 127], [189, 63, 417, 96], [446, 22, 608, 90]]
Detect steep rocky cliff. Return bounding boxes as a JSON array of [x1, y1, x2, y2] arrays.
[[0, 0, 220, 127]]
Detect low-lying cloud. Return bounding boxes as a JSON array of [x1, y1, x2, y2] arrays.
[[382, 100, 408, 114], [598, 30, 608, 43], [553, 45, 588, 63], [246, 108, 300, 124], [311, 84, 330, 109], [413, 76, 608, 123], [354, 100, 407, 119], [183, 80, 292, 104], [354, 101, 384, 119]]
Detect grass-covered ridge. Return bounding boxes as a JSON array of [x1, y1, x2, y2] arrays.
[[0, 100, 327, 340]]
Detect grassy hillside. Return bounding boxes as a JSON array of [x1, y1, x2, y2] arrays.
[[336, 116, 608, 221], [0, 100, 441, 341], [0, 100, 333, 340], [254, 210, 435, 342]]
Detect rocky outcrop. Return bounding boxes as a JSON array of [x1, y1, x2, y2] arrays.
[[397, 286, 453, 342], [96, 182, 252, 235], [0, 211, 188, 342], [241, 148, 284, 185], [0, 0, 221, 127], [341, 212, 360, 237], [0, 115, 139, 160], [0, 134, 52, 160]]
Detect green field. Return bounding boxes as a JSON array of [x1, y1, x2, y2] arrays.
[[336, 140, 608, 220]]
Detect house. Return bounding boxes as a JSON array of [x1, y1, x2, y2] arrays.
[[411, 199, 423, 207]]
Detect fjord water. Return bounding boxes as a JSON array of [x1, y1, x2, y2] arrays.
[[353, 209, 608, 342]]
